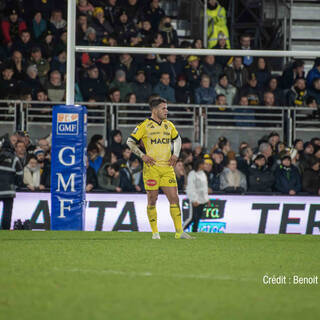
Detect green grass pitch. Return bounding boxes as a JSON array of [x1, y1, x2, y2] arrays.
[[0, 231, 319, 320]]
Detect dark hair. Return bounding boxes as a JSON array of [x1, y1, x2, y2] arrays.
[[149, 97, 167, 110], [181, 137, 191, 144], [110, 163, 120, 171], [90, 134, 103, 145], [148, 94, 160, 104], [239, 146, 250, 158], [109, 87, 120, 96], [193, 158, 204, 171], [87, 142, 99, 153], [307, 155, 319, 167], [226, 158, 237, 166], [218, 136, 228, 150], [292, 59, 304, 69], [26, 154, 37, 163]]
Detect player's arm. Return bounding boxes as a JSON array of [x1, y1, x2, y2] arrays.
[[169, 135, 181, 167], [126, 137, 155, 166]]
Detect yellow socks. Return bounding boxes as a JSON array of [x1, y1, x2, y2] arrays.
[[147, 205, 158, 234], [170, 204, 183, 234]]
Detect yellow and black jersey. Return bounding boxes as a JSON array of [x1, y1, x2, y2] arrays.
[[130, 118, 179, 167]]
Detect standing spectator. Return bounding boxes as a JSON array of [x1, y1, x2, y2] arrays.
[[109, 129, 123, 159], [248, 154, 275, 192], [0, 136, 23, 230], [286, 77, 307, 107], [302, 156, 320, 195], [1, 8, 27, 48], [238, 33, 254, 67], [153, 72, 175, 103], [224, 56, 248, 90], [239, 73, 261, 106], [23, 155, 41, 191], [206, 0, 230, 49], [201, 55, 223, 88], [109, 69, 132, 101], [236, 146, 253, 177], [214, 74, 237, 106], [282, 59, 305, 90], [175, 74, 192, 104], [306, 58, 320, 88], [220, 158, 247, 193], [44, 70, 65, 101], [158, 16, 178, 48], [194, 74, 216, 105], [131, 70, 152, 103], [32, 11, 47, 40]]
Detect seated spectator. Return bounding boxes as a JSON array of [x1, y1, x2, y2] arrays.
[[263, 91, 276, 107], [184, 56, 201, 92], [194, 74, 216, 105], [140, 0, 165, 31], [37, 138, 51, 154], [86, 156, 98, 192], [193, 38, 203, 49], [236, 146, 253, 177], [175, 74, 192, 104], [49, 9, 66, 36], [193, 143, 205, 161], [153, 72, 175, 103], [239, 73, 261, 106], [264, 76, 285, 106], [224, 56, 248, 90], [97, 162, 121, 192], [76, 14, 88, 43], [53, 30, 67, 57], [1, 8, 27, 48], [306, 58, 320, 88], [10, 50, 26, 81], [91, 7, 114, 42], [130, 157, 144, 192], [250, 57, 271, 90], [23, 155, 41, 191], [210, 149, 225, 190], [108, 87, 121, 104], [95, 53, 114, 85], [151, 33, 166, 63], [220, 158, 247, 193], [142, 53, 162, 86], [77, 0, 95, 16], [12, 30, 34, 59], [299, 141, 314, 174], [215, 93, 228, 111], [88, 142, 103, 174], [110, 69, 132, 101], [203, 157, 216, 193], [139, 19, 154, 45], [248, 154, 275, 192], [131, 70, 152, 103], [258, 142, 275, 170], [50, 49, 67, 77], [234, 95, 256, 127], [158, 16, 178, 47], [302, 155, 320, 195], [0, 65, 18, 99], [282, 59, 305, 90], [115, 53, 138, 83], [160, 54, 184, 88], [122, 0, 141, 24], [286, 77, 307, 107], [175, 159, 187, 192], [114, 9, 137, 45], [39, 154, 51, 189], [41, 30, 55, 60], [28, 46, 50, 85], [238, 33, 254, 68], [181, 149, 193, 175], [90, 134, 106, 158], [307, 77, 320, 105], [109, 129, 123, 159], [268, 132, 280, 154], [22, 64, 42, 99], [32, 11, 47, 40], [215, 74, 237, 106], [274, 155, 301, 195], [201, 55, 223, 88], [212, 32, 231, 67], [44, 70, 65, 101]]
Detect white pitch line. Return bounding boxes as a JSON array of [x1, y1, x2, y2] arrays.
[[53, 268, 255, 282]]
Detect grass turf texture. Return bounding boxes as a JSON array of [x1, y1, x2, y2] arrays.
[[0, 232, 319, 320]]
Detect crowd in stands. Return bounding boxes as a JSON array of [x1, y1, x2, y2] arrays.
[[0, 0, 319, 119], [3, 129, 320, 196]]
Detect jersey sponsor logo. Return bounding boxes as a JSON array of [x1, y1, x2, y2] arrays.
[[163, 132, 170, 136], [149, 132, 160, 135], [150, 138, 170, 144], [146, 179, 157, 186], [57, 113, 79, 135]]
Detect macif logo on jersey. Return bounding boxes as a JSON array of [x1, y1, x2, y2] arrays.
[[57, 113, 79, 135]]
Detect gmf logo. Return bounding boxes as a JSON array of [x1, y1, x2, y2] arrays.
[[57, 113, 79, 135]]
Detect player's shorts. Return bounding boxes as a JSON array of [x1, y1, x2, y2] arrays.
[[143, 165, 177, 190]]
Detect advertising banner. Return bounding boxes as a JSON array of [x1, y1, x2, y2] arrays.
[[51, 105, 87, 230], [3, 193, 320, 234]]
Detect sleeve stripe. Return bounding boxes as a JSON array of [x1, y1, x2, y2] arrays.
[[171, 134, 179, 141], [130, 135, 140, 143]]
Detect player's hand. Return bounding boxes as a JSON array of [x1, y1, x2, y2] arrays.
[[142, 154, 156, 166], [169, 155, 178, 167]]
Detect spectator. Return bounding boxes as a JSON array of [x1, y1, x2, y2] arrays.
[[153, 72, 176, 102], [264, 76, 285, 106], [203, 157, 215, 193], [49, 9, 66, 36], [248, 154, 275, 192], [1, 8, 27, 47], [12, 30, 34, 58], [158, 16, 178, 47], [22, 64, 42, 99], [274, 155, 301, 195], [0, 65, 18, 99], [212, 32, 230, 67], [238, 33, 254, 67], [151, 33, 166, 63], [263, 91, 276, 107], [80, 64, 108, 101], [110, 69, 132, 101], [32, 11, 47, 40], [220, 158, 247, 193], [141, 0, 165, 31], [37, 138, 51, 154], [139, 19, 154, 45], [306, 57, 320, 88], [215, 93, 228, 111], [258, 142, 274, 169], [286, 77, 307, 107], [95, 53, 114, 85], [10, 50, 26, 81], [109, 129, 123, 159], [181, 149, 193, 175], [114, 9, 137, 45], [193, 143, 205, 161], [50, 49, 67, 77], [234, 95, 256, 127], [239, 73, 261, 106], [31, 0, 55, 21], [236, 146, 253, 177], [131, 70, 152, 103], [142, 53, 162, 86], [77, 0, 95, 16], [193, 38, 203, 49], [76, 14, 89, 43], [41, 30, 55, 60], [160, 54, 184, 88], [250, 57, 271, 89], [175, 159, 187, 192], [97, 162, 121, 192], [224, 56, 248, 90], [23, 155, 41, 191], [194, 74, 216, 105], [175, 74, 192, 104], [214, 74, 237, 106], [53, 30, 67, 57], [90, 134, 106, 158], [302, 156, 320, 195], [87, 142, 103, 174], [207, 0, 230, 49], [201, 55, 223, 88], [28, 46, 50, 85], [44, 70, 65, 101], [115, 53, 138, 83], [210, 149, 224, 190], [184, 55, 201, 92], [104, 0, 120, 27], [91, 7, 114, 42], [307, 77, 320, 105], [122, 0, 141, 24], [108, 87, 121, 104], [282, 59, 305, 90]]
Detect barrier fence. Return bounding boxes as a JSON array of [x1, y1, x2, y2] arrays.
[[0, 100, 319, 148]]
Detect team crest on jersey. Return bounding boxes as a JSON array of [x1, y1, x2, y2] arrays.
[[164, 124, 168, 129]]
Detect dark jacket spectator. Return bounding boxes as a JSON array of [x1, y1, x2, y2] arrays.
[[109, 130, 123, 159], [175, 74, 192, 103], [274, 156, 301, 194], [302, 156, 320, 195], [11, 30, 34, 58], [131, 70, 152, 103], [248, 154, 275, 192], [95, 53, 114, 85], [140, 54, 162, 86], [250, 57, 271, 89], [140, 0, 165, 31], [86, 165, 98, 192], [90, 7, 114, 42], [281, 59, 305, 90], [0, 65, 19, 99], [239, 73, 262, 106], [184, 56, 202, 91], [153, 73, 175, 102], [115, 54, 138, 83], [264, 76, 285, 106], [160, 55, 184, 87], [224, 56, 248, 89], [158, 16, 178, 47], [286, 78, 307, 107], [201, 55, 223, 88], [306, 58, 320, 88], [307, 77, 320, 105]]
